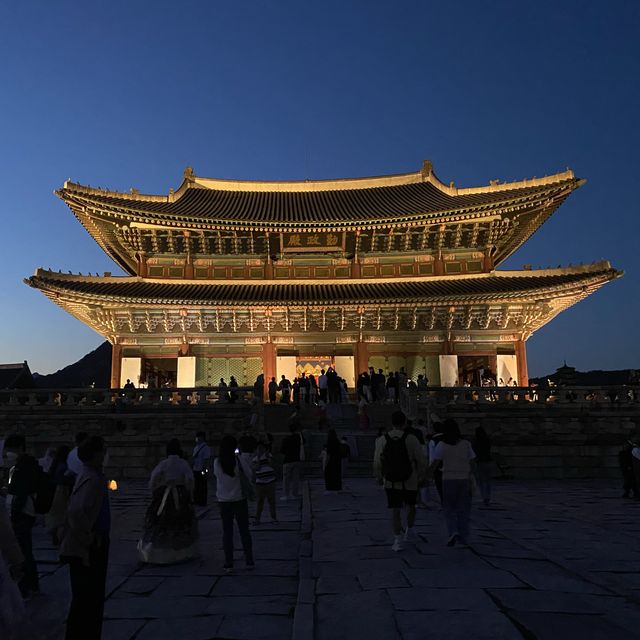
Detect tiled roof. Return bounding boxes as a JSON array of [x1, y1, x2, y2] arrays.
[[26, 266, 620, 306], [60, 175, 579, 224]]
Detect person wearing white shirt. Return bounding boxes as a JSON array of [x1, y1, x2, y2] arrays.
[[430, 419, 476, 547], [213, 435, 254, 573]]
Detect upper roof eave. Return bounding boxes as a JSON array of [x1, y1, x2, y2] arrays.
[[58, 162, 577, 199]]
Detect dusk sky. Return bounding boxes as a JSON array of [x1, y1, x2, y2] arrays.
[[0, 1, 638, 377]]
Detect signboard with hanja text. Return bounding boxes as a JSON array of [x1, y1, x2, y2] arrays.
[[281, 232, 344, 253]]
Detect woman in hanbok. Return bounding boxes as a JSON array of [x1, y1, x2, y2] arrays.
[[138, 439, 199, 564]]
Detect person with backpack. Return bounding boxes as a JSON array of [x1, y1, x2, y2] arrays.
[[373, 411, 426, 552], [430, 419, 476, 547], [3, 434, 44, 598]]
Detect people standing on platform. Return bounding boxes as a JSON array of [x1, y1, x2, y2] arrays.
[[229, 376, 239, 403], [218, 378, 230, 402], [253, 374, 264, 403], [279, 375, 291, 404], [3, 434, 42, 598], [318, 369, 328, 404], [430, 419, 476, 547], [252, 435, 278, 525], [375, 369, 387, 403], [299, 373, 309, 404], [138, 439, 199, 564], [268, 376, 279, 404], [309, 374, 318, 405], [59, 436, 111, 640], [327, 366, 340, 403], [473, 426, 493, 506], [321, 429, 343, 494], [416, 374, 428, 400], [213, 435, 254, 573], [368, 367, 376, 402], [373, 411, 426, 552], [280, 422, 305, 501], [386, 373, 398, 404], [192, 432, 211, 506], [292, 378, 300, 405]]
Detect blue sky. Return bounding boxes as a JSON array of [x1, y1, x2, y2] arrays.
[[0, 1, 638, 376]]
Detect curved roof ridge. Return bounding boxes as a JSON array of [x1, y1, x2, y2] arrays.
[[59, 180, 172, 203], [59, 162, 578, 201]]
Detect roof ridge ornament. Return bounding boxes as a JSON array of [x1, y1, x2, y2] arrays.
[[421, 160, 433, 178], [184, 166, 195, 182]]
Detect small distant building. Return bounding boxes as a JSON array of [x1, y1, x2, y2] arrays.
[[0, 362, 35, 389]]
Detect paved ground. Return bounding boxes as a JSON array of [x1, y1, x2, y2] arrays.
[[20, 477, 640, 639]]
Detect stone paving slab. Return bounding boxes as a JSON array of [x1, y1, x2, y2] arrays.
[[317, 591, 399, 640], [205, 595, 296, 616], [22, 476, 640, 639], [388, 587, 498, 611], [487, 588, 628, 613], [211, 575, 298, 596], [395, 611, 522, 640], [403, 567, 526, 589], [134, 616, 224, 640], [217, 614, 293, 639], [507, 611, 637, 640]]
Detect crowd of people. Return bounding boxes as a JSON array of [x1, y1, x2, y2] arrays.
[[2, 409, 638, 639]]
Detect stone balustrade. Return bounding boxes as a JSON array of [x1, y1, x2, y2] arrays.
[[0, 386, 262, 409]]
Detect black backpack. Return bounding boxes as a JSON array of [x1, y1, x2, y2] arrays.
[[8, 455, 54, 515], [381, 432, 412, 483]]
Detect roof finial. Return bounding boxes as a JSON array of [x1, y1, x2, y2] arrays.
[[184, 166, 194, 181], [421, 160, 433, 178]]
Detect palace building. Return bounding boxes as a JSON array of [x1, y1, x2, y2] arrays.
[[26, 161, 621, 391]]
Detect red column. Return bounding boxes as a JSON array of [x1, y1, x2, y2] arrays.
[[262, 342, 276, 399], [355, 341, 369, 378], [515, 339, 529, 386], [110, 343, 122, 389], [483, 248, 494, 272]]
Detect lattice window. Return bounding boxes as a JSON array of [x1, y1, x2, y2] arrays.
[[245, 358, 263, 386], [368, 356, 387, 374]]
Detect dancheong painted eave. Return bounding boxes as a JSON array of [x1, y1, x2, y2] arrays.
[[26, 262, 621, 308]]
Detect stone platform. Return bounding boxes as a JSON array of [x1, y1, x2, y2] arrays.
[[18, 477, 640, 640]]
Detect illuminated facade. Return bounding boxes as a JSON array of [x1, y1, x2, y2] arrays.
[[27, 161, 621, 389]]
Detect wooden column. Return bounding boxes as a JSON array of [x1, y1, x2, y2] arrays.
[[262, 341, 276, 399], [137, 253, 148, 278], [351, 259, 361, 278], [355, 341, 369, 378], [483, 248, 494, 272], [434, 252, 444, 276], [265, 260, 274, 279], [110, 343, 122, 389], [514, 339, 529, 386]]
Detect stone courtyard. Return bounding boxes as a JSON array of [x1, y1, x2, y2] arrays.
[[21, 476, 640, 640]]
